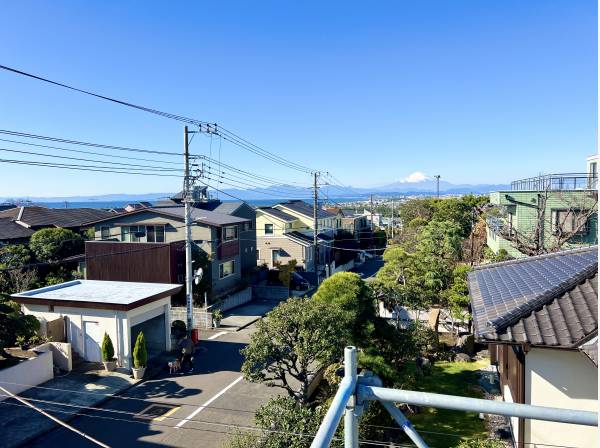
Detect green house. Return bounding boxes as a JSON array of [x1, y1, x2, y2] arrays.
[[486, 155, 598, 258]]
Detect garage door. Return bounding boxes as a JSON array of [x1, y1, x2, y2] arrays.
[[130, 314, 166, 360]]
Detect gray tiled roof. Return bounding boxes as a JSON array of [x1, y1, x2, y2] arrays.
[[469, 247, 598, 347], [276, 200, 335, 219], [0, 206, 115, 229], [258, 207, 297, 222], [0, 217, 35, 241]]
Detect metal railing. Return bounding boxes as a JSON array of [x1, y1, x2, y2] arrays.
[[311, 347, 598, 448], [511, 173, 597, 191]]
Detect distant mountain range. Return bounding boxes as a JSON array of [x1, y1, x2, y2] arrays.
[[1, 179, 509, 203]]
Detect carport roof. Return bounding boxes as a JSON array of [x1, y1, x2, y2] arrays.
[[11, 280, 182, 311]]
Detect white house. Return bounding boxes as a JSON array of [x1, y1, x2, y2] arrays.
[[11, 280, 182, 370]]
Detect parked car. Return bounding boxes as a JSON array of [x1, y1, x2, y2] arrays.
[[290, 272, 310, 291]]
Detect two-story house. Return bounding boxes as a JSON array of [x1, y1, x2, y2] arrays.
[[85, 205, 250, 300], [486, 156, 598, 258], [255, 200, 338, 272]]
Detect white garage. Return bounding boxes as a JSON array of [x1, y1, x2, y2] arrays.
[[12, 280, 182, 370]]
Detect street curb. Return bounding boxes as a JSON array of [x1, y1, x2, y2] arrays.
[[16, 362, 168, 448]]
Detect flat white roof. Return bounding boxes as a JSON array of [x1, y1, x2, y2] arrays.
[[11, 280, 182, 310]]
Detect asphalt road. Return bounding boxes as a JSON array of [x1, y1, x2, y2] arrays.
[[351, 257, 384, 280], [28, 326, 280, 448]]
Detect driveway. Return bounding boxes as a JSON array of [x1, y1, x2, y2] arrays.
[[27, 326, 280, 448]]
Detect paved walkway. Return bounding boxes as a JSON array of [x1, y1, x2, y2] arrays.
[[218, 300, 276, 331], [0, 363, 139, 448]]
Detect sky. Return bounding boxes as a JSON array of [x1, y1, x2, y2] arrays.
[[0, 1, 597, 197]]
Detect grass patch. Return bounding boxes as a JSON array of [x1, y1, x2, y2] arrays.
[[406, 359, 489, 447]]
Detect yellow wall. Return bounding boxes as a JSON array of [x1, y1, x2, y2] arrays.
[[524, 348, 598, 448]]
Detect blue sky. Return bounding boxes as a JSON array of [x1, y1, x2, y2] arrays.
[[0, 1, 596, 197]]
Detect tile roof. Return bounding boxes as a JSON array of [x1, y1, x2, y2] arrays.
[[87, 205, 249, 227], [469, 246, 598, 347], [258, 207, 297, 222], [0, 206, 115, 229], [276, 200, 335, 219], [0, 217, 35, 241]]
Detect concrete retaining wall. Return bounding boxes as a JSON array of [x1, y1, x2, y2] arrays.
[[170, 307, 212, 330], [36, 342, 72, 372], [218, 287, 252, 312], [252, 285, 290, 302], [0, 349, 53, 401]]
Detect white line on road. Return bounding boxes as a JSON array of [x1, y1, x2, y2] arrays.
[[207, 331, 227, 340], [175, 376, 244, 428]]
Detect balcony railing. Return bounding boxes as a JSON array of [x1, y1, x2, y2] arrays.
[[511, 173, 597, 191]]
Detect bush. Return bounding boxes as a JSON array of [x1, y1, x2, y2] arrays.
[[101, 332, 115, 362], [132, 332, 147, 368]]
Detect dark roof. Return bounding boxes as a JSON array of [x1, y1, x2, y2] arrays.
[[0, 204, 16, 212], [285, 231, 314, 246], [0, 217, 35, 241], [197, 201, 243, 215], [258, 207, 297, 222], [0, 206, 115, 229], [87, 205, 249, 228], [469, 247, 598, 348], [276, 200, 335, 219]]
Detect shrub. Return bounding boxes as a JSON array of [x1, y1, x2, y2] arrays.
[[456, 439, 505, 448], [101, 332, 115, 362], [132, 332, 147, 368]]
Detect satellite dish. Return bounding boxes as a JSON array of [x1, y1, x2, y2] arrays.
[[194, 268, 203, 285]]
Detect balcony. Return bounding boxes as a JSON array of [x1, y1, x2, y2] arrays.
[[511, 173, 597, 191]]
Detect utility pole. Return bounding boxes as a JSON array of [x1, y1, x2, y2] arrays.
[[434, 175, 441, 199], [391, 199, 395, 239], [370, 194, 374, 231], [184, 126, 194, 335], [313, 171, 319, 284]]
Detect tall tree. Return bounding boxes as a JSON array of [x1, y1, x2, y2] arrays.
[[241, 298, 349, 404]]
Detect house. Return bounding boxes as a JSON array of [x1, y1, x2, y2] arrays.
[[158, 190, 257, 274], [255, 200, 338, 272], [468, 247, 598, 448], [485, 158, 598, 258], [86, 204, 250, 298], [11, 280, 182, 369], [0, 205, 115, 241]]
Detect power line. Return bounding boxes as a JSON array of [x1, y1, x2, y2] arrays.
[[0, 129, 180, 156], [0, 158, 182, 177], [0, 137, 181, 165], [0, 147, 180, 172], [0, 65, 316, 173]]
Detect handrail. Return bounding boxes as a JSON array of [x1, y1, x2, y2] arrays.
[[358, 386, 598, 427]]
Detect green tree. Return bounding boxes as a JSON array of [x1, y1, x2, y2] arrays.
[[241, 297, 349, 404], [0, 297, 39, 356], [101, 332, 115, 362], [132, 331, 147, 368], [442, 264, 472, 334], [225, 397, 327, 448], [312, 272, 374, 340], [29, 228, 84, 263], [0, 244, 32, 269]]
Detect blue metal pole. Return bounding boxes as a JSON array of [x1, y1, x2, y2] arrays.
[[344, 346, 358, 448], [380, 401, 429, 448], [310, 347, 357, 448], [359, 386, 598, 427]]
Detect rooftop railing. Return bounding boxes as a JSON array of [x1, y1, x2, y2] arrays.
[[511, 173, 597, 191]]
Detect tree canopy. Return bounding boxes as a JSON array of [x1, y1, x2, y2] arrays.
[[29, 227, 84, 263]]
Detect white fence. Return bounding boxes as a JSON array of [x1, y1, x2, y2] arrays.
[[36, 342, 72, 372], [0, 348, 53, 401]]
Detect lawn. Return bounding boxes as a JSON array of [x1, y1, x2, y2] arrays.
[[406, 359, 490, 447]]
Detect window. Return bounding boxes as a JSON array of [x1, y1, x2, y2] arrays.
[[265, 223, 274, 235], [100, 226, 110, 240], [272, 249, 281, 264], [223, 225, 238, 241], [256, 249, 260, 260], [551, 209, 589, 235], [146, 225, 166, 243], [120, 225, 154, 242], [243, 221, 253, 231], [219, 260, 235, 279]]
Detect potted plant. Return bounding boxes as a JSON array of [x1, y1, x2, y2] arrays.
[[212, 309, 223, 328], [132, 331, 147, 379], [101, 332, 117, 372], [15, 336, 28, 350]]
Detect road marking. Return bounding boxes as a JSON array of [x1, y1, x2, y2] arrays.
[[154, 406, 180, 422], [207, 331, 227, 340], [175, 376, 244, 428]]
